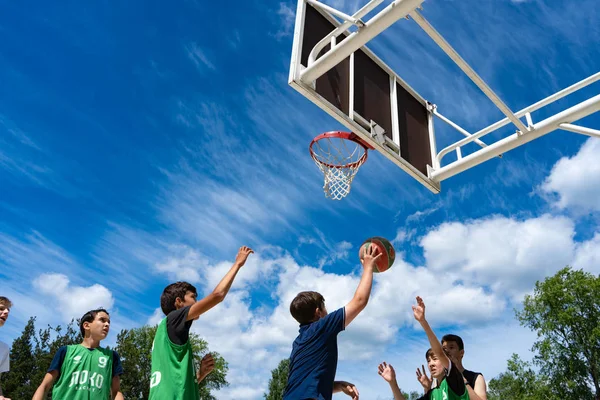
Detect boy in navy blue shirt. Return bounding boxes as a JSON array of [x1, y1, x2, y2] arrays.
[[283, 245, 381, 400]]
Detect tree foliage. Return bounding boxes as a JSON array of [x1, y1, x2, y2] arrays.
[[264, 358, 289, 400], [2, 317, 80, 399], [401, 390, 422, 400], [488, 354, 558, 400], [516, 267, 600, 400], [115, 325, 228, 400]]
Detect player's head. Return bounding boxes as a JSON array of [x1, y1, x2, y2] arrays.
[[425, 348, 450, 380], [290, 291, 327, 324], [79, 308, 110, 340], [161, 281, 198, 316], [441, 334, 465, 362], [0, 297, 12, 327]]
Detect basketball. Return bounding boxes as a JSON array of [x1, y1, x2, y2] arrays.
[[358, 236, 395, 273]]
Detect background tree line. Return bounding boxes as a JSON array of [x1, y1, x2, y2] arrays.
[[2, 322, 228, 399], [264, 267, 600, 400]]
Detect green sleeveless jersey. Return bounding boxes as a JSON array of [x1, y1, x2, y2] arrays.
[[52, 344, 113, 400], [149, 317, 199, 400], [428, 378, 470, 400], [428, 371, 470, 400]]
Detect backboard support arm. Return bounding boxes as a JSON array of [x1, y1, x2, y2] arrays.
[[430, 94, 600, 181], [559, 123, 600, 138], [409, 10, 530, 134]]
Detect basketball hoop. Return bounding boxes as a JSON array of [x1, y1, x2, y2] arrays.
[[309, 131, 373, 200]]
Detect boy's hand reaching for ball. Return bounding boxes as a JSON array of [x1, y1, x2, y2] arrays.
[[360, 244, 382, 271]]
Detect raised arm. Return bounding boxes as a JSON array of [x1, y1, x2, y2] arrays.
[[378, 362, 406, 400], [344, 245, 381, 327], [412, 296, 449, 370], [32, 371, 58, 400], [187, 246, 253, 321]]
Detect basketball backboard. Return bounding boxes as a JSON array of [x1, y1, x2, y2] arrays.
[[289, 0, 600, 197], [289, 0, 440, 193]]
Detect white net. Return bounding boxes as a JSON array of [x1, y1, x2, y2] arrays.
[[310, 135, 368, 200]]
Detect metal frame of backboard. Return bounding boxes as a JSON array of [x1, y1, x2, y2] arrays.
[[289, 0, 600, 193]]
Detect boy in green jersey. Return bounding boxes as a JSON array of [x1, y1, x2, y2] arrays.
[[0, 297, 12, 400], [378, 297, 470, 400], [32, 308, 124, 400], [149, 246, 253, 400]]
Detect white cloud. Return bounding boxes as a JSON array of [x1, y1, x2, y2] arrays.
[[318, 240, 353, 268], [274, 3, 296, 40], [185, 42, 216, 72], [33, 273, 115, 320], [541, 138, 600, 214], [154, 245, 208, 283], [573, 232, 600, 274], [421, 214, 575, 300]]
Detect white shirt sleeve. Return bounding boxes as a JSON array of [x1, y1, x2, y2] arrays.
[[0, 341, 10, 373]]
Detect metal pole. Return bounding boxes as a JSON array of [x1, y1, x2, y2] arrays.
[[306, 0, 365, 27], [409, 10, 529, 134], [559, 123, 600, 138], [300, 0, 424, 83], [435, 71, 600, 164], [434, 110, 489, 150], [430, 94, 600, 182]]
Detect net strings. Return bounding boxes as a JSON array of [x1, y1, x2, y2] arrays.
[[311, 137, 367, 200]]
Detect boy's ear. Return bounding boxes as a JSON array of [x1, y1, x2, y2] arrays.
[[314, 308, 321, 320], [174, 297, 183, 308]]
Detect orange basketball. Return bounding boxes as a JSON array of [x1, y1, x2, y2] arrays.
[[358, 237, 395, 273]]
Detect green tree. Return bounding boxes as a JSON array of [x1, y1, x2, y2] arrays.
[[488, 354, 558, 400], [516, 267, 600, 400], [264, 358, 289, 400], [115, 325, 228, 400], [401, 391, 421, 400], [3, 317, 80, 399]]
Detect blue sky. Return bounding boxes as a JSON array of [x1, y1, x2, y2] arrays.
[[1, 0, 599, 398]]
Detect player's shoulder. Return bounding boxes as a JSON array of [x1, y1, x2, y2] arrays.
[[0, 340, 8, 351]]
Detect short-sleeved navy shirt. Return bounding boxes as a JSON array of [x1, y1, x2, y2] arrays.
[[283, 307, 345, 400], [48, 345, 124, 379]]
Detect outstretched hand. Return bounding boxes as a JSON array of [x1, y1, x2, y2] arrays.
[[360, 244, 382, 270], [197, 353, 216, 383], [339, 381, 359, 399], [412, 296, 426, 322], [234, 246, 254, 267], [378, 361, 397, 383], [416, 364, 432, 391]]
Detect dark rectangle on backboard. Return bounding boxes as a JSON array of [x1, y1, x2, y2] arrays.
[[302, 5, 350, 116], [353, 50, 393, 141], [397, 83, 432, 176]]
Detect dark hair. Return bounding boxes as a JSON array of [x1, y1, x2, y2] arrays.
[[425, 348, 434, 361], [0, 297, 12, 309], [290, 291, 325, 325], [442, 334, 464, 351], [79, 308, 109, 337], [161, 281, 198, 315], [425, 347, 451, 361]]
